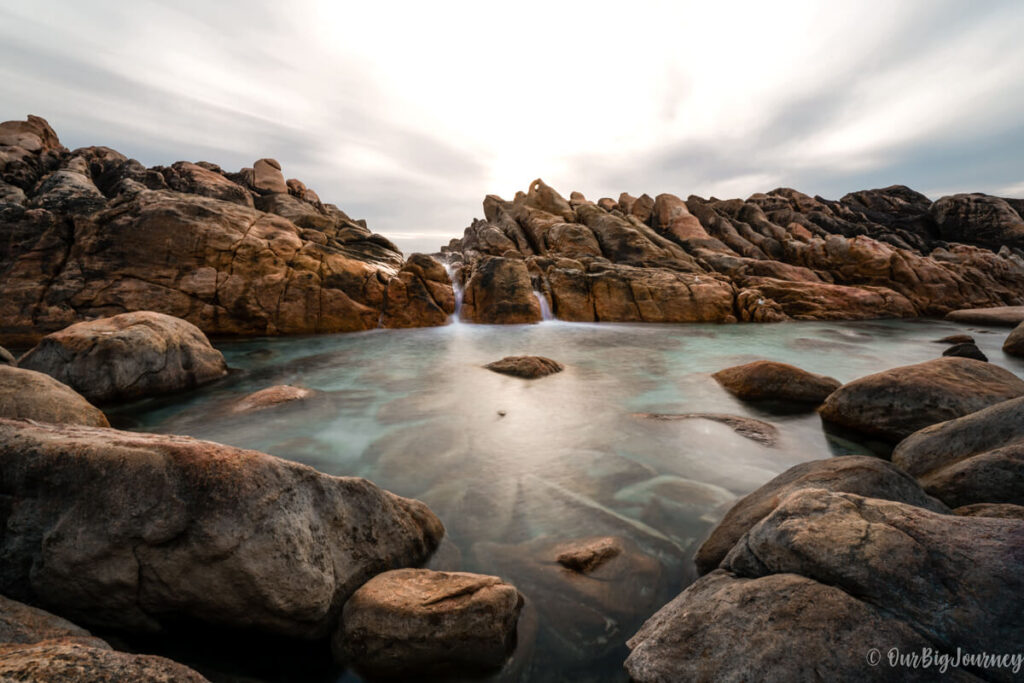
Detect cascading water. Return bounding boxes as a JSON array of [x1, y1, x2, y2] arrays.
[[444, 261, 464, 323], [533, 289, 554, 321]]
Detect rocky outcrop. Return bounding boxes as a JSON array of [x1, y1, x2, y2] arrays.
[[1004, 321, 1024, 357], [712, 360, 840, 405], [333, 569, 522, 678], [0, 418, 443, 639], [443, 180, 1024, 325], [693, 456, 949, 575], [379, 253, 456, 328], [0, 365, 109, 427], [818, 357, 1024, 443], [484, 355, 564, 379], [955, 503, 1024, 520], [0, 594, 208, 682], [893, 396, 1024, 508], [0, 115, 448, 346], [931, 193, 1024, 251], [19, 311, 228, 404], [946, 305, 1024, 326]]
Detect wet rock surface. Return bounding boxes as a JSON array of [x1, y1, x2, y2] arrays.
[[1004, 321, 1024, 357], [0, 365, 109, 426], [19, 311, 228, 404], [0, 418, 443, 639], [712, 360, 840, 405], [945, 305, 1024, 327], [485, 355, 564, 379], [333, 569, 523, 678], [228, 384, 314, 414], [819, 357, 1024, 442], [942, 341, 988, 361]]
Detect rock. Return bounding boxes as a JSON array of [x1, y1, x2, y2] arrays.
[[625, 570, 977, 683], [380, 253, 456, 328], [0, 365, 109, 427], [20, 311, 228, 403], [712, 360, 840, 404], [460, 256, 542, 324], [1004, 321, 1024, 357], [931, 193, 1024, 250], [721, 490, 1024, 669], [632, 412, 779, 446], [942, 341, 988, 361], [252, 158, 288, 194], [333, 569, 522, 677], [694, 456, 949, 575], [914, 443, 1024, 508], [0, 594, 209, 682], [934, 333, 975, 344], [228, 385, 313, 414], [163, 161, 254, 207], [0, 418, 444, 638], [818, 357, 1024, 442], [945, 306, 1024, 327], [484, 355, 564, 379], [472, 536, 671, 660], [954, 503, 1024, 520], [0, 345, 15, 366]]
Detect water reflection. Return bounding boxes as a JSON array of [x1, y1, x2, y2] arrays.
[[108, 318, 1024, 682]]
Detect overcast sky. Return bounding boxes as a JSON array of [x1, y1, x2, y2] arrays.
[[2, 0, 1022, 253]]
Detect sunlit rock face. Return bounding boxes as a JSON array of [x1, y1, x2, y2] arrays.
[[0, 115, 444, 346], [443, 179, 1024, 324]]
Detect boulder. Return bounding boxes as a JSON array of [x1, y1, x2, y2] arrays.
[[954, 503, 1024, 520], [460, 257, 542, 324], [818, 357, 1024, 442], [228, 385, 313, 414], [380, 253, 456, 328], [0, 365, 109, 427], [942, 341, 987, 361], [694, 456, 949, 575], [945, 306, 1024, 327], [1004, 321, 1024, 357], [721, 490, 1024, 669], [252, 158, 288, 194], [20, 311, 228, 403], [712, 360, 841, 404], [484, 355, 564, 379], [625, 570, 977, 683], [0, 345, 16, 366], [0, 418, 444, 638], [934, 333, 974, 344], [333, 569, 522, 677], [0, 594, 208, 682], [931, 193, 1024, 250]]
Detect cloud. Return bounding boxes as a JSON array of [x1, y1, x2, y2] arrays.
[[2, 0, 1022, 252]]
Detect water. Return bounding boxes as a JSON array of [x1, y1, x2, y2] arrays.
[[533, 290, 554, 321], [107, 318, 1024, 682]]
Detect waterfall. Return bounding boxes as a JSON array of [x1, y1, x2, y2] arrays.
[[533, 290, 554, 322], [444, 261, 464, 323]]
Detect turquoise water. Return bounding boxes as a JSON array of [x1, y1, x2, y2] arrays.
[[109, 318, 1024, 682]]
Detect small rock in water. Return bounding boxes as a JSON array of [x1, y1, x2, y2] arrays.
[[556, 536, 624, 573], [484, 355, 564, 379], [497, 409, 507, 417], [712, 360, 840, 405], [633, 412, 779, 447], [933, 334, 974, 344], [229, 385, 313, 414], [942, 341, 987, 362]]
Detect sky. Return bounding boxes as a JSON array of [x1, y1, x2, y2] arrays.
[[2, 0, 1023, 254]]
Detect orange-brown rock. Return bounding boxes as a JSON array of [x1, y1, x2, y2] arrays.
[[228, 385, 314, 414], [1004, 321, 1024, 357], [0, 365, 109, 426], [380, 253, 456, 328], [713, 360, 840, 405], [460, 256, 541, 324], [484, 355, 563, 379]]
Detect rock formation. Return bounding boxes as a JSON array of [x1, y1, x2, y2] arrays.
[[19, 311, 228, 403], [0, 418, 443, 639], [712, 360, 840, 405], [0, 365, 109, 426], [1004, 321, 1024, 357], [0, 115, 447, 346]]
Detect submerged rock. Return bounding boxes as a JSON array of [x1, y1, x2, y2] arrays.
[[632, 412, 779, 447], [333, 569, 522, 678], [485, 355, 564, 379], [1004, 321, 1024, 357], [694, 456, 948, 575], [0, 594, 208, 682], [228, 384, 314, 414], [20, 311, 228, 404], [0, 418, 443, 639], [0, 365, 109, 427], [712, 360, 840, 405], [818, 357, 1024, 442]]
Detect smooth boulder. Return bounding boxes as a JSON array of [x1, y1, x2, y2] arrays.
[[694, 456, 948, 575], [942, 341, 987, 362], [712, 360, 840, 404], [334, 569, 522, 677], [0, 419, 443, 638], [0, 346, 14, 366], [818, 357, 1024, 442], [945, 306, 1024, 327], [20, 311, 228, 403], [1004, 321, 1024, 357], [485, 355, 564, 379], [0, 365, 109, 427]]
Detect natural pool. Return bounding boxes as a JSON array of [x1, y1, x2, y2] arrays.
[[108, 318, 1024, 682]]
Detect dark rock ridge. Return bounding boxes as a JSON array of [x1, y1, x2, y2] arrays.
[[0, 418, 443, 640], [442, 179, 1024, 324], [0, 115, 450, 346]]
